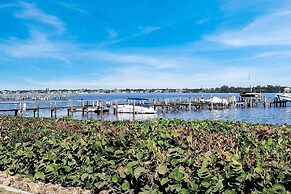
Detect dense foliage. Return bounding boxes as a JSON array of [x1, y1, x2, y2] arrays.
[[0, 116, 290, 193]]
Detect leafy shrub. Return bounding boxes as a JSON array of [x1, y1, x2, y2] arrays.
[[0, 116, 290, 193]]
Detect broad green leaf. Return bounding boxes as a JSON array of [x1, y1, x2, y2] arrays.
[[201, 181, 211, 188], [134, 167, 148, 179], [47, 151, 57, 161], [85, 181, 93, 189], [158, 164, 168, 175], [122, 180, 130, 190], [34, 171, 45, 180], [137, 151, 144, 159], [81, 173, 88, 181], [26, 151, 35, 158], [188, 181, 198, 191], [179, 188, 189, 194], [112, 175, 119, 183], [255, 166, 264, 174], [160, 177, 169, 185]]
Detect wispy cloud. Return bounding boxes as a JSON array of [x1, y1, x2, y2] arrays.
[[14, 1, 65, 35], [0, 3, 16, 9], [1, 1, 290, 90], [107, 28, 119, 39], [254, 50, 291, 58], [105, 25, 161, 44], [0, 28, 75, 64], [82, 50, 207, 70], [22, 65, 276, 89], [138, 26, 161, 34], [0, 1, 70, 62], [206, 10, 291, 46], [58, 2, 89, 15], [196, 18, 209, 25]]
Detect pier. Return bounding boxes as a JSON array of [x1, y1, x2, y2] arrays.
[[0, 93, 72, 101], [0, 94, 287, 120], [0, 100, 110, 118]]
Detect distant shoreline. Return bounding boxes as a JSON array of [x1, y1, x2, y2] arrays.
[[0, 85, 288, 95]]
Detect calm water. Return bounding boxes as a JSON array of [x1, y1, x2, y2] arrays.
[[1, 93, 290, 125]]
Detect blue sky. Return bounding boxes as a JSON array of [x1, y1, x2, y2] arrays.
[[0, 0, 291, 90]]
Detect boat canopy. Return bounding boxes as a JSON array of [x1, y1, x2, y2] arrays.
[[284, 88, 291, 93]]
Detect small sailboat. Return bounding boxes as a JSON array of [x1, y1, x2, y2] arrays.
[[240, 74, 261, 98]]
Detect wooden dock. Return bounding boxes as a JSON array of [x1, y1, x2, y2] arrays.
[[0, 95, 288, 119], [0, 100, 110, 118], [0, 94, 72, 101]]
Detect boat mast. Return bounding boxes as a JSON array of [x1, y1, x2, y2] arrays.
[[248, 73, 252, 92]]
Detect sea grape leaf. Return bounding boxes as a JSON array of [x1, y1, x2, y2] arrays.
[[179, 188, 189, 194], [112, 175, 118, 183], [122, 180, 130, 190], [255, 166, 264, 174], [137, 151, 144, 159], [134, 167, 148, 179], [34, 171, 45, 180], [47, 151, 57, 161], [81, 173, 88, 181], [127, 161, 139, 168], [158, 164, 168, 175], [85, 181, 93, 189], [160, 177, 169, 186], [25, 150, 35, 158], [169, 168, 183, 181], [188, 181, 198, 191], [124, 166, 132, 175]]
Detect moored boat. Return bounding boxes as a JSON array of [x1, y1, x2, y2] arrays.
[[203, 96, 228, 104], [275, 87, 291, 102], [240, 92, 261, 98], [115, 98, 156, 114]]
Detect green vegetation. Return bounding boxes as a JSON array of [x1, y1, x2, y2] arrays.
[[200, 85, 286, 93], [0, 84, 287, 94], [0, 116, 290, 193]]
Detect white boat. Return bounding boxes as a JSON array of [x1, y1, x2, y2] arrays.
[[115, 98, 157, 114], [203, 96, 228, 104], [240, 91, 261, 98], [240, 83, 261, 98], [276, 87, 291, 102]]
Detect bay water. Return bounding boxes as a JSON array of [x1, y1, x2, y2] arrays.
[[1, 93, 290, 125]]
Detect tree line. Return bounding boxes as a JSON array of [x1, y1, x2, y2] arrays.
[[184, 85, 287, 93], [124, 85, 287, 93]]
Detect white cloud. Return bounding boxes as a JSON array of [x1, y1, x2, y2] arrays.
[[58, 2, 89, 15], [1, 2, 290, 89], [138, 26, 161, 34], [105, 26, 161, 44], [0, 3, 16, 9], [0, 2, 71, 62], [255, 51, 291, 58], [22, 65, 277, 89], [0, 29, 74, 63], [206, 10, 291, 46], [14, 2, 65, 35], [107, 28, 119, 39], [82, 50, 211, 70], [196, 18, 208, 25]]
